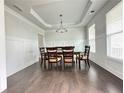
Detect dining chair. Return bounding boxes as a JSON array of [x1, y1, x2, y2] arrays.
[[62, 47, 74, 68], [39, 47, 46, 65], [77, 45, 90, 68], [40, 47, 49, 68], [56, 47, 63, 59], [46, 47, 62, 69]]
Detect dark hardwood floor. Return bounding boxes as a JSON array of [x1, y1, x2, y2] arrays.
[[3, 61, 123, 93]]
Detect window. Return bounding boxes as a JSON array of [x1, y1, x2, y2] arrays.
[[106, 1, 123, 59], [88, 24, 95, 52]]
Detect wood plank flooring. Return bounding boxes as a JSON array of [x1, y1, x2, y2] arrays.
[[3, 61, 123, 93]]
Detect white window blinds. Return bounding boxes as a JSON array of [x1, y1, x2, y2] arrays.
[[106, 1, 123, 59]]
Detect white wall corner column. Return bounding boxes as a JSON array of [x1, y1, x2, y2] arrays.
[[0, 0, 7, 92]]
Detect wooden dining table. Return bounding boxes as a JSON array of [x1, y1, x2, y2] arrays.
[[40, 46, 83, 67], [43, 48, 81, 63]]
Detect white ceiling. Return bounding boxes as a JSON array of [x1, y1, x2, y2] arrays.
[[33, 0, 88, 25], [5, 0, 108, 30]]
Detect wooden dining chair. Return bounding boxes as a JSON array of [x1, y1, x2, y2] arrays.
[[77, 45, 90, 68], [40, 47, 48, 67], [46, 47, 62, 68], [39, 47, 46, 65], [56, 47, 63, 59], [62, 47, 74, 67]]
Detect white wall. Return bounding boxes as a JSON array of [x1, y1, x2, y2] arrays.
[[0, 0, 7, 92], [5, 6, 45, 77], [38, 34, 44, 47], [85, 0, 123, 79], [45, 28, 86, 52]]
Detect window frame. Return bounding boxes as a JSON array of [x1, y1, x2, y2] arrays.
[[88, 24, 96, 53], [106, 1, 123, 60]]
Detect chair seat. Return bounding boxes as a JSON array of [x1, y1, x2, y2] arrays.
[[82, 55, 87, 59], [49, 57, 61, 63], [77, 55, 88, 60], [64, 58, 73, 62]]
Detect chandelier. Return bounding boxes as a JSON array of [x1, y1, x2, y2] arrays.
[[56, 14, 68, 33]]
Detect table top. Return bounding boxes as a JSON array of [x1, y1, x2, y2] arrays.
[[40, 46, 83, 54]]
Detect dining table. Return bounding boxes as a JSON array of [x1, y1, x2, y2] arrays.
[[43, 46, 82, 63]]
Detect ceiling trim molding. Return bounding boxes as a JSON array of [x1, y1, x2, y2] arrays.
[[30, 0, 92, 29], [5, 0, 108, 30], [86, 0, 109, 27], [30, 8, 52, 28], [5, 5, 45, 32], [30, 0, 64, 6], [76, 0, 92, 26]]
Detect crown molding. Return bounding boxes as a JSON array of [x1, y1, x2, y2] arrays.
[[30, 8, 52, 28], [5, 5, 45, 32], [29, 0, 64, 6], [42, 0, 92, 28]]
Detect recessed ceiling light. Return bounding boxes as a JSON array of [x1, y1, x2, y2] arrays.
[[88, 10, 95, 15], [90, 10, 95, 13]]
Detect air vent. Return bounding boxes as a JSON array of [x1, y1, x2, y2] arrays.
[[13, 5, 22, 12]]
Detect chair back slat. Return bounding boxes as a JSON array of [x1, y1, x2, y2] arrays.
[[63, 47, 74, 63], [46, 47, 58, 62], [39, 47, 45, 57], [84, 45, 90, 58]]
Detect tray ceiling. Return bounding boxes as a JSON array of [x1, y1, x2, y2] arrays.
[[5, 0, 108, 30]]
